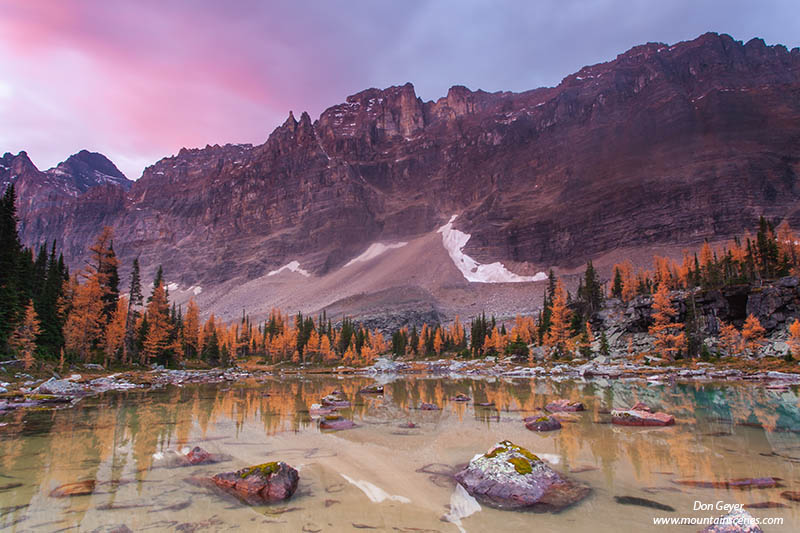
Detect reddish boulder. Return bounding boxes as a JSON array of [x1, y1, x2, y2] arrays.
[[212, 462, 299, 504], [631, 402, 651, 412], [611, 409, 675, 426]]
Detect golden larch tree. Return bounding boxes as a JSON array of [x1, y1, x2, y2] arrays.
[[718, 321, 742, 356], [103, 296, 128, 368], [10, 301, 41, 370], [63, 275, 106, 361], [649, 283, 686, 360], [543, 280, 572, 358], [788, 319, 800, 359], [183, 298, 200, 359], [741, 314, 766, 357], [142, 281, 171, 364]]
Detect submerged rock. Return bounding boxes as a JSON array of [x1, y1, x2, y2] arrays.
[[524, 414, 562, 432], [611, 409, 675, 426], [780, 490, 800, 501], [319, 415, 357, 431], [674, 477, 782, 489], [452, 393, 471, 402], [358, 384, 384, 394], [50, 480, 95, 497], [419, 402, 440, 410], [700, 508, 763, 532], [454, 440, 590, 511], [545, 399, 585, 412], [212, 462, 299, 504], [614, 495, 674, 511]]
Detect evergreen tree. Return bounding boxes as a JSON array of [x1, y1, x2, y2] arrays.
[[0, 185, 23, 350]]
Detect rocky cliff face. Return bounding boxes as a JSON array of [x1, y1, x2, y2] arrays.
[[9, 33, 800, 315]]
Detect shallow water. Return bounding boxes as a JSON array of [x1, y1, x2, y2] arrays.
[[1, 375, 799, 532]]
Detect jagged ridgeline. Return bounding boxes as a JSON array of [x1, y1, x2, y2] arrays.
[[4, 173, 800, 368], [4, 32, 800, 326]]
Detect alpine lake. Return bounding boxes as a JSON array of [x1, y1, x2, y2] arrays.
[[1, 373, 799, 532]]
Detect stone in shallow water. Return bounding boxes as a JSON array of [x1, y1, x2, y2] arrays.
[[452, 393, 471, 402], [359, 384, 384, 394], [321, 391, 351, 408], [524, 414, 562, 432], [454, 440, 590, 511], [49, 480, 95, 497], [319, 415, 357, 431], [545, 399, 585, 412], [674, 477, 782, 489], [611, 409, 675, 426], [34, 378, 86, 396], [212, 462, 299, 504], [419, 402, 440, 410], [780, 490, 800, 501], [699, 508, 763, 532]]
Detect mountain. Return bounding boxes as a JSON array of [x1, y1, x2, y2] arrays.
[[9, 32, 800, 323]]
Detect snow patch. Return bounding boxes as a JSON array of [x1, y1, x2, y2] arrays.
[[341, 474, 411, 504], [167, 282, 179, 292], [344, 242, 408, 267], [437, 215, 547, 283], [268, 260, 310, 278], [443, 483, 481, 533], [191, 286, 202, 295]]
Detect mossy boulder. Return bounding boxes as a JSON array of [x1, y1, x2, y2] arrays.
[[524, 414, 562, 432], [454, 440, 590, 511], [212, 462, 299, 504]]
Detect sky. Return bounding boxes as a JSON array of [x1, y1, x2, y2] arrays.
[[1, 0, 799, 180]]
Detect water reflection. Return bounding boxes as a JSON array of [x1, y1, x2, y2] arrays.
[[0, 376, 799, 531]]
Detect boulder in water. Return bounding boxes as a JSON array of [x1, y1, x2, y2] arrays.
[[212, 462, 299, 504], [454, 440, 590, 511], [611, 409, 674, 426], [699, 508, 763, 532], [524, 414, 562, 432]]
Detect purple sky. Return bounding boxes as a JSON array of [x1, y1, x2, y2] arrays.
[[1, 0, 798, 179]]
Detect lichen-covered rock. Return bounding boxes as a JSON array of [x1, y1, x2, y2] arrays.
[[611, 409, 674, 426], [545, 399, 585, 412], [212, 462, 299, 504], [454, 440, 590, 511], [319, 414, 357, 431], [524, 414, 562, 432], [700, 508, 763, 532]]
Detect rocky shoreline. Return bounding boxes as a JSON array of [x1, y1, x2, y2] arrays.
[[0, 355, 798, 415]]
